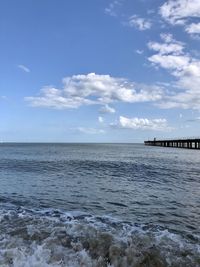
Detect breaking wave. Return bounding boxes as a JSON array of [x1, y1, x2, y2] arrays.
[[0, 204, 199, 267]]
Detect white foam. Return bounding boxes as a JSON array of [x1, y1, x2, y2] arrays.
[[0, 205, 199, 267]]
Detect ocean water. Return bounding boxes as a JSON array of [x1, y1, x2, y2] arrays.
[[0, 143, 200, 267]]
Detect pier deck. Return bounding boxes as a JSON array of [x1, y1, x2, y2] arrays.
[[144, 138, 200, 149]]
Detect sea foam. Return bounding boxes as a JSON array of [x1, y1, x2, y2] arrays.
[[0, 204, 199, 267]]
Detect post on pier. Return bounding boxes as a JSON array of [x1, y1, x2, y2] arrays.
[[195, 142, 197, 149]]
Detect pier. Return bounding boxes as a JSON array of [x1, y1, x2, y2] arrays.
[[144, 138, 200, 149]]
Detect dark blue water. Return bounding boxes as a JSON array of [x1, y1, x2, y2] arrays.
[[0, 143, 200, 266]]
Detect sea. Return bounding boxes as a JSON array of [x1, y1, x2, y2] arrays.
[[0, 143, 199, 267]]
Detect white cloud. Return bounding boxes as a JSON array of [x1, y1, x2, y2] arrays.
[[25, 86, 93, 109], [160, 0, 200, 25], [148, 41, 184, 55], [148, 34, 200, 110], [135, 49, 144, 55], [112, 116, 171, 131], [128, 15, 152, 30], [25, 73, 163, 109], [98, 116, 104, 123], [99, 104, 116, 114], [160, 33, 174, 43], [148, 35, 189, 74], [149, 54, 190, 72], [105, 0, 122, 17], [18, 64, 30, 73], [77, 127, 105, 134], [185, 22, 200, 34], [160, 0, 200, 37]]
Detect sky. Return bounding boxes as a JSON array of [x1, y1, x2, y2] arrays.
[[1, 0, 200, 142]]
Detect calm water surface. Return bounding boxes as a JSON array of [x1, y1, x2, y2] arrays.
[[0, 143, 200, 266]]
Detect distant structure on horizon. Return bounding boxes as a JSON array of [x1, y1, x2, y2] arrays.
[[144, 137, 200, 149]]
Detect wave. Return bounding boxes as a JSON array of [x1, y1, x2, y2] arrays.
[[0, 204, 199, 267]]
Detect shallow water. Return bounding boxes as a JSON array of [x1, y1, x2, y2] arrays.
[[0, 143, 200, 266]]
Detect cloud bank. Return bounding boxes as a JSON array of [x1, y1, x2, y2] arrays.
[[112, 116, 171, 131], [25, 73, 163, 109], [148, 34, 200, 110], [160, 0, 200, 36]]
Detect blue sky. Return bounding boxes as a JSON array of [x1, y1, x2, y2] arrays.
[[1, 0, 200, 142]]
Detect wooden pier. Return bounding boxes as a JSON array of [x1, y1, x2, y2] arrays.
[[144, 138, 200, 149]]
